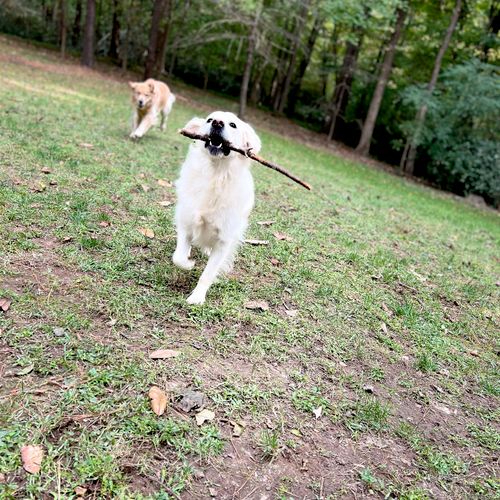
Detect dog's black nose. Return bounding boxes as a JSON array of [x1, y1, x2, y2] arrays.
[[212, 119, 224, 129]]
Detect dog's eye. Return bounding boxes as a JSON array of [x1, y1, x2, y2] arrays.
[[229, 122, 237, 128], [207, 118, 213, 123]]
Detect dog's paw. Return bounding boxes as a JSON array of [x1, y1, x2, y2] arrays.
[[187, 291, 206, 305], [172, 254, 195, 270], [130, 131, 142, 140]]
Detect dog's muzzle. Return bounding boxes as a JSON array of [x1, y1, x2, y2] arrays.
[[205, 129, 230, 157]]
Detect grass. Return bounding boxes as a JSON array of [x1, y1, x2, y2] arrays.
[[0, 34, 499, 498]]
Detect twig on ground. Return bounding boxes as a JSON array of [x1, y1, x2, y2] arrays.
[[179, 129, 312, 191]]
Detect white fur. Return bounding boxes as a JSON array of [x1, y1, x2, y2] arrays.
[[173, 111, 261, 304]]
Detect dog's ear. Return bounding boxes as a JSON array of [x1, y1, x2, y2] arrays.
[[183, 117, 205, 135], [128, 81, 137, 90], [242, 123, 261, 154], [148, 82, 155, 93]]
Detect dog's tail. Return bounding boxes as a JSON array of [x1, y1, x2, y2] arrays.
[[165, 93, 176, 114]]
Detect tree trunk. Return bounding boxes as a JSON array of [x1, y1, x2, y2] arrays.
[[327, 36, 362, 140], [401, 0, 462, 173], [144, 0, 167, 79], [277, 0, 310, 113], [239, 2, 262, 120], [356, 8, 406, 156], [81, 0, 96, 67], [153, 0, 173, 77], [249, 58, 267, 105], [288, 13, 322, 112], [59, 0, 67, 58], [108, 0, 120, 60], [72, 0, 82, 46]]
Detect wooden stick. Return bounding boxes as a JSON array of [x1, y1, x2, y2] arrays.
[[179, 129, 312, 191]]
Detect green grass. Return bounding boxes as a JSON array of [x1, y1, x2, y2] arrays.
[[0, 35, 499, 498]]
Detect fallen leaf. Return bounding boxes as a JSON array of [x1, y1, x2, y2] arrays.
[[195, 409, 215, 426], [290, 429, 302, 437], [381, 303, 393, 316], [107, 318, 117, 326], [62, 236, 73, 243], [0, 298, 12, 312], [149, 349, 180, 359], [5, 364, 34, 377], [53, 327, 65, 337], [31, 182, 46, 193], [244, 300, 269, 311], [284, 309, 298, 317], [209, 488, 217, 497], [41, 167, 52, 174], [158, 200, 173, 207], [99, 221, 110, 227], [313, 407, 323, 419], [232, 423, 244, 437], [74, 486, 87, 497], [380, 322, 388, 334], [273, 232, 293, 242], [257, 220, 275, 226], [469, 349, 479, 357], [148, 386, 168, 416], [432, 401, 456, 415], [79, 142, 94, 149], [270, 258, 280, 266], [138, 227, 155, 239], [157, 179, 172, 187], [245, 239, 269, 246], [21, 445, 43, 474], [141, 184, 151, 192]]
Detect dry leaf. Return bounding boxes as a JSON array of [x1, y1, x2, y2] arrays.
[[312, 407, 323, 419], [157, 179, 172, 187], [290, 429, 302, 437], [21, 445, 43, 474], [270, 258, 280, 266], [195, 409, 215, 426], [381, 322, 388, 334], [232, 423, 243, 437], [99, 221, 110, 227], [0, 298, 12, 312], [141, 184, 151, 192], [158, 200, 173, 207], [285, 309, 298, 317], [244, 300, 269, 311], [62, 236, 73, 243], [273, 232, 293, 242], [381, 303, 393, 316], [149, 349, 180, 359], [5, 364, 34, 377], [79, 142, 93, 149], [138, 227, 155, 239], [148, 386, 168, 416], [31, 182, 46, 193], [41, 167, 52, 174], [74, 486, 87, 497], [245, 239, 269, 246], [257, 220, 275, 226], [107, 318, 117, 326]]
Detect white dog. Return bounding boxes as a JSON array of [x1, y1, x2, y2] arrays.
[[173, 111, 261, 304]]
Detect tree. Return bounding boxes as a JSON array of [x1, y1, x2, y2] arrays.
[[356, 7, 406, 156], [81, 0, 96, 67], [59, 0, 67, 58], [400, 0, 462, 173], [144, 0, 168, 79], [108, 0, 121, 60], [239, 1, 263, 119]]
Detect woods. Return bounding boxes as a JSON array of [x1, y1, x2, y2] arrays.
[[1, 0, 499, 204]]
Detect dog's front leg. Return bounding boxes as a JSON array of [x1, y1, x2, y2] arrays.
[[186, 241, 236, 305], [130, 113, 156, 139]]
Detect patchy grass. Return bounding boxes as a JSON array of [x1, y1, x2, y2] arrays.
[[0, 35, 499, 498]]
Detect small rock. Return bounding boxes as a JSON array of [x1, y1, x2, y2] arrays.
[[53, 327, 65, 337], [177, 390, 206, 413], [193, 468, 205, 480], [209, 488, 217, 497], [363, 384, 375, 394]]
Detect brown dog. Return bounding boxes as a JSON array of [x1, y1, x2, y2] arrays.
[[128, 79, 175, 139]]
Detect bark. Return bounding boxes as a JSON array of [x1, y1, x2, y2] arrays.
[[108, 0, 120, 60], [277, 0, 311, 113], [356, 8, 406, 156], [288, 13, 322, 111], [72, 0, 82, 46], [59, 0, 67, 58], [81, 0, 96, 67], [482, 0, 499, 59], [401, 0, 462, 173], [249, 58, 267, 105], [153, 0, 173, 77], [239, 2, 262, 120], [144, 0, 167, 79], [327, 36, 362, 140]]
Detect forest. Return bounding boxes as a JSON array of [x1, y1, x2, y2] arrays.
[[1, 0, 499, 205]]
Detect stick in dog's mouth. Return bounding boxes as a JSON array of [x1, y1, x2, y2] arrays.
[[179, 129, 312, 191]]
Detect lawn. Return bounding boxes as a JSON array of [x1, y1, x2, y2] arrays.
[[0, 35, 499, 499]]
